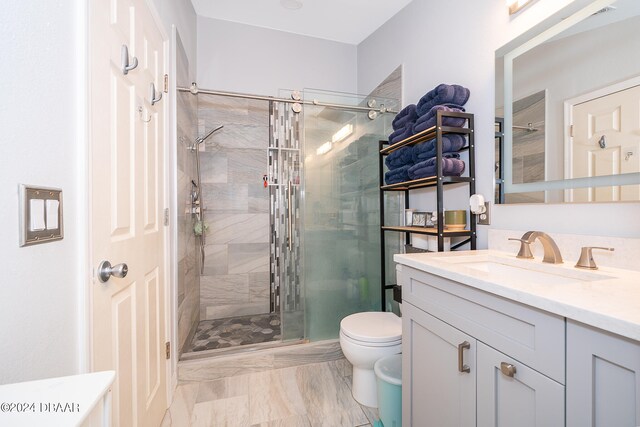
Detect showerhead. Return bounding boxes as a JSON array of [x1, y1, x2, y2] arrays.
[[192, 125, 224, 149]]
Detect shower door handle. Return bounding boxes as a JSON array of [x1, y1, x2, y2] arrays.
[[288, 182, 293, 251]]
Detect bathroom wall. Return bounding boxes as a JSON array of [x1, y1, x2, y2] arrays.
[[196, 17, 358, 96], [151, 0, 198, 78], [0, 0, 85, 382], [357, 0, 640, 244], [176, 35, 201, 355], [196, 95, 272, 320]]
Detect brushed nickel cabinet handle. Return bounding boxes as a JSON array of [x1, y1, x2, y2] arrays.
[[458, 341, 471, 373], [500, 362, 516, 377]]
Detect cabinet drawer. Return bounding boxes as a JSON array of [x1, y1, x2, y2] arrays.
[[401, 266, 565, 383]]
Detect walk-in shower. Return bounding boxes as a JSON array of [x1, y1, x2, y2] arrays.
[[176, 84, 398, 360]]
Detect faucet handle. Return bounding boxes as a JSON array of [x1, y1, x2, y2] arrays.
[[575, 246, 614, 270], [508, 238, 534, 259]]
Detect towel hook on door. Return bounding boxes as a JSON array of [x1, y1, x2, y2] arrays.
[[138, 106, 151, 123], [121, 45, 138, 75], [598, 135, 607, 149], [150, 82, 163, 105]]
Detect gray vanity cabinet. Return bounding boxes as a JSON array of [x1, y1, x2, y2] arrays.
[[402, 302, 476, 427], [566, 320, 640, 427], [400, 265, 566, 426]]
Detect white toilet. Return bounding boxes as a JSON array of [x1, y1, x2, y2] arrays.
[[339, 311, 402, 408]]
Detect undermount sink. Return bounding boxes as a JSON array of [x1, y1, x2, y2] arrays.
[[437, 253, 616, 285]]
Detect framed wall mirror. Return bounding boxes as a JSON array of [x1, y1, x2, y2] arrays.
[[495, 0, 640, 204]]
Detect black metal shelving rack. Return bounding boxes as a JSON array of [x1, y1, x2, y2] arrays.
[[495, 117, 505, 204], [379, 110, 477, 311]]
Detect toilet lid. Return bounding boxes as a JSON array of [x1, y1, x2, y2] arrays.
[[340, 312, 402, 343]]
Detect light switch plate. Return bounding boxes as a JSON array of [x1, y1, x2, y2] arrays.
[[477, 201, 491, 225], [19, 185, 64, 247]]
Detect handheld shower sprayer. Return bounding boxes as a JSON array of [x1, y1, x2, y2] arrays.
[[190, 124, 224, 275], [190, 125, 224, 151]]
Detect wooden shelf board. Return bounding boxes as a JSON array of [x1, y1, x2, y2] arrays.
[[382, 226, 473, 236], [381, 176, 472, 191]]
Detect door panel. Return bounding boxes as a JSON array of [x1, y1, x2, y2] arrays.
[[571, 84, 640, 201], [112, 285, 136, 426], [91, 0, 167, 425], [477, 342, 564, 427], [110, 70, 136, 239], [143, 268, 161, 405], [143, 107, 159, 233]]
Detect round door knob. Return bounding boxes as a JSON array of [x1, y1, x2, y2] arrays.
[[98, 260, 129, 283]]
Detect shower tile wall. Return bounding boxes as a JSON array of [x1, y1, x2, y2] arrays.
[[176, 35, 200, 355], [198, 95, 271, 320]]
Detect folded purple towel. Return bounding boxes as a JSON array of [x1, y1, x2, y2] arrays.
[[389, 126, 415, 144], [408, 158, 466, 180], [392, 104, 418, 130], [413, 105, 466, 134], [389, 126, 407, 141], [385, 164, 412, 185], [416, 84, 470, 116], [385, 146, 414, 169], [393, 113, 418, 131], [413, 134, 466, 162]]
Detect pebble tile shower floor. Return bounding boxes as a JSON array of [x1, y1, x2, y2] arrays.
[[187, 314, 282, 352]]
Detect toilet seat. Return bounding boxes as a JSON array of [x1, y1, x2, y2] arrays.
[[340, 312, 402, 344], [340, 331, 402, 347]]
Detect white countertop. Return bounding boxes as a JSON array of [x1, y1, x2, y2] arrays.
[[394, 250, 640, 342], [0, 370, 115, 426]]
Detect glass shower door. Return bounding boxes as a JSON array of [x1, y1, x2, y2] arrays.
[[301, 89, 397, 341]]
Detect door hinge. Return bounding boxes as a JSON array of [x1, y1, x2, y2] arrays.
[[165, 341, 171, 360], [163, 208, 169, 226], [163, 74, 169, 93], [570, 124, 574, 138]]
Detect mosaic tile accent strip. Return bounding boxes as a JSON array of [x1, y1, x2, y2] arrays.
[[187, 314, 281, 352], [268, 101, 302, 319]]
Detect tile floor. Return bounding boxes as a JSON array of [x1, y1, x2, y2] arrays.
[[161, 359, 379, 427], [187, 314, 282, 353]]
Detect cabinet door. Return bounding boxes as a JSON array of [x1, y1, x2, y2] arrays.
[[402, 302, 476, 427], [567, 320, 640, 427], [477, 342, 564, 427]]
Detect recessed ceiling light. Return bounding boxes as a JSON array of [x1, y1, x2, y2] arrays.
[[280, 0, 303, 10]]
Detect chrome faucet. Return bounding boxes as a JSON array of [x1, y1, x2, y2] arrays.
[[508, 231, 563, 264]]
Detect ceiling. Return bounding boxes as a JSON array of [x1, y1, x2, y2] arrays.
[[190, 0, 414, 44]]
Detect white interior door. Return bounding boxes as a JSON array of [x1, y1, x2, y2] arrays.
[[90, 0, 167, 425], [570, 84, 640, 202]]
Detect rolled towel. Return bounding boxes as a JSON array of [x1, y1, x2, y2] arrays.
[[389, 126, 415, 144], [408, 157, 466, 180], [413, 134, 466, 162], [385, 164, 412, 185], [385, 146, 414, 170], [392, 104, 418, 130], [416, 84, 470, 116], [413, 105, 466, 134]]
